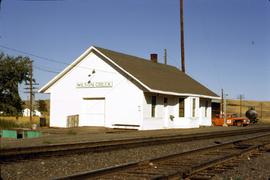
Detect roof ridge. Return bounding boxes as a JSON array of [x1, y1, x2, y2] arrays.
[[94, 46, 179, 70]]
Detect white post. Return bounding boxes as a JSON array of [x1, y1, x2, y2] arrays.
[[139, 94, 144, 130], [223, 94, 228, 127]]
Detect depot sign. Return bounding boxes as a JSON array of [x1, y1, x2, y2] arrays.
[[76, 81, 113, 88]]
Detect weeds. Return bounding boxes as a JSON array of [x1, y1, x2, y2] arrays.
[[0, 119, 19, 129], [0, 118, 32, 129]]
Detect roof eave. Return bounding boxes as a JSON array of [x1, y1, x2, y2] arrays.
[[149, 89, 220, 99], [38, 46, 95, 93]]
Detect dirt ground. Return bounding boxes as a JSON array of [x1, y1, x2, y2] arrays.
[[0, 124, 269, 149]]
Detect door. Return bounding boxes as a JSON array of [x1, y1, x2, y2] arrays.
[[81, 98, 105, 126]]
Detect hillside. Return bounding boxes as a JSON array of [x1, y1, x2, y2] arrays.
[[226, 99, 270, 123]]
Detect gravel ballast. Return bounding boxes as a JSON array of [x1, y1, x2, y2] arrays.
[[213, 152, 270, 180], [1, 132, 270, 179]]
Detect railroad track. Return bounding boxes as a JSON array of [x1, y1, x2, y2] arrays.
[[1, 127, 270, 163], [54, 132, 270, 180]]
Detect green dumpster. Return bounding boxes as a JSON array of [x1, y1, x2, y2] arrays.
[[24, 130, 42, 138], [1, 130, 17, 138]]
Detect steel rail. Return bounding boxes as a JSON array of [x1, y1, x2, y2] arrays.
[[1, 127, 270, 163], [181, 145, 266, 179], [54, 132, 270, 180]]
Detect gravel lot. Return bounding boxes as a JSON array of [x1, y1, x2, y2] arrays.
[[1, 131, 270, 180]]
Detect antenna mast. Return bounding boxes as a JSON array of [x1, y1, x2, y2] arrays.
[[164, 49, 167, 65]]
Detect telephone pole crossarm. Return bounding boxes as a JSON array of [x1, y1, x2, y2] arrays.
[[24, 60, 38, 126]]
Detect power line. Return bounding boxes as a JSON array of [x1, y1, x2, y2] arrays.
[[22, 0, 65, 1], [0, 44, 117, 74], [34, 62, 62, 73], [34, 65, 60, 74], [0, 44, 68, 65]]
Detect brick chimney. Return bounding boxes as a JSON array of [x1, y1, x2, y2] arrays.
[[150, 54, 158, 63]]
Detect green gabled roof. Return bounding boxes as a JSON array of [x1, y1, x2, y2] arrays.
[[94, 46, 218, 98]]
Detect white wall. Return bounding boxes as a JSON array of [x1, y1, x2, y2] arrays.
[[141, 94, 163, 130], [47, 52, 143, 128], [199, 98, 212, 126], [173, 97, 200, 128], [46, 51, 213, 129], [142, 94, 177, 130], [142, 95, 212, 129]]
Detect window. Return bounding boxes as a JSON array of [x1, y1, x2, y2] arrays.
[[179, 98, 185, 117], [192, 98, 196, 117], [205, 100, 208, 117], [164, 97, 168, 104], [151, 96, 156, 117]]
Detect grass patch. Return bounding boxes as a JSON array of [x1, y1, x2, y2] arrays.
[[0, 115, 51, 129], [0, 118, 32, 129], [0, 119, 20, 129]]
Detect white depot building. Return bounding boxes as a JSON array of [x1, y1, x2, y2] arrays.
[[39, 46, 219, 130]]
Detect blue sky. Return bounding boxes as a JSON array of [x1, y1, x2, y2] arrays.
[[0, 0, 269, 101]]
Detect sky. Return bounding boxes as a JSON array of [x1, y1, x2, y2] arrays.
[[0, 0, 269, 101]]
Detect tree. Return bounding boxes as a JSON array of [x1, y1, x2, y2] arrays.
[[0, 52, 31, 115], [38, 100, 47, 113]]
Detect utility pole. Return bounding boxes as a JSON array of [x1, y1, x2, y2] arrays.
[[223, 92, 228, 127], [221, 89, 224, 116], [164, 49, 167, 65], [238, 94, 244, 117], [260, 102, 263, 120], [240, 95, 242, 117], [29, 61, 33, 124], [180, 0, 185, 73], [24, 60, 38, 126]]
